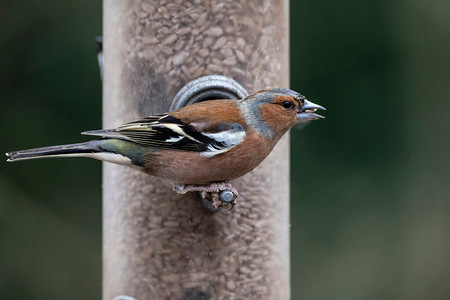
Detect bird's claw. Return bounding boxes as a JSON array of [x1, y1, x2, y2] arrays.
[[173, 182, 238, 210], [200, 191, 237, 210]]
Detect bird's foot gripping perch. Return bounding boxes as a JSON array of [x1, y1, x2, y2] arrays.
[[173, 182, 238, 210]]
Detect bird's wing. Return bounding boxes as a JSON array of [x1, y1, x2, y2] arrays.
[[82, 114, 246, 157]]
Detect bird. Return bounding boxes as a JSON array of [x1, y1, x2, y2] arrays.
[[6, 88, 325, 208]]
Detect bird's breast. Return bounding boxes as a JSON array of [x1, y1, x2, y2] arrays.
[[143, 132, 277, 184]]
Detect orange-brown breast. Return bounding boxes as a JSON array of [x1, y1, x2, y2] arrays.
[[142, 128, 280, 184]]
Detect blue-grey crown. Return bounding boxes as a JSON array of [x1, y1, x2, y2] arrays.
[[249, 88, 305, 103]]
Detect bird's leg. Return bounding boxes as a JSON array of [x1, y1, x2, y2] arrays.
[[173, 181, 238, 209]]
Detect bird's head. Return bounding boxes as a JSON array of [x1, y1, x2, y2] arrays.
[[240, 88, 325, 138]]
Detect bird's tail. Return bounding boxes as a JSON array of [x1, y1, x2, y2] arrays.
[[6, 141, 103, 162], [6, 139, 145, 170]]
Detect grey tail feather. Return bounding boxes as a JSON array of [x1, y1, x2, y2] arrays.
[[6, 141, 102, 162], [82, 129, 127, 140]]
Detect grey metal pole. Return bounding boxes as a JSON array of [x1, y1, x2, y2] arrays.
[[103, 1, 290, 299]]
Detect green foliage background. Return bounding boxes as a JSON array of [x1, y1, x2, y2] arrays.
[[1, 0, 449, 299]]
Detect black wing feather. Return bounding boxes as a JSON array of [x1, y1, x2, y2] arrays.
[[82, 114, 243, 154]]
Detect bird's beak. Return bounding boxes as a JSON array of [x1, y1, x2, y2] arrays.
[[297, 99, 326, 121]]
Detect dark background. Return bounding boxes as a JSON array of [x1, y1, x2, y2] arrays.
[[1, 0, 449, 299]]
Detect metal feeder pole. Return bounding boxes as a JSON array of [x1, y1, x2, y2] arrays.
[[103, 1, 290, 299]]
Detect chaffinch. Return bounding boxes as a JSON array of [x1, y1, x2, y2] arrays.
[[6, 88, 325, 207]]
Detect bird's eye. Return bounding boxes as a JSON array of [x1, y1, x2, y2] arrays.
[[281, 101, 293, 109]]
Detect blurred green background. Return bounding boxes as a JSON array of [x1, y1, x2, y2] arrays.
[[1, 0, 449, 299]]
